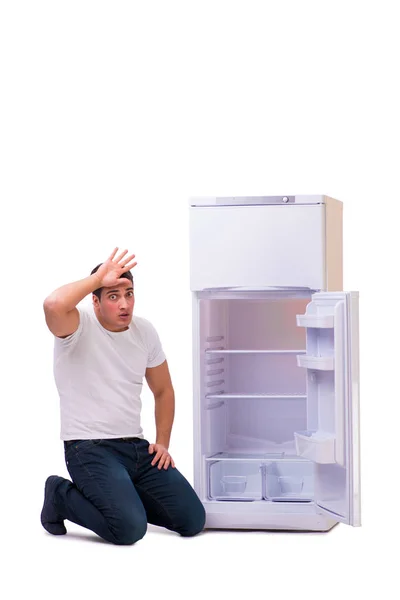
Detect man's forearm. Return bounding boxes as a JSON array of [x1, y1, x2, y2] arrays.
[[154, 389, 175, 449], [44, 273, 101, 313]]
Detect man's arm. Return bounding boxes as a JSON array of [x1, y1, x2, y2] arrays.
[[43, 273, 101, 338], [145, 360, 175, 450]]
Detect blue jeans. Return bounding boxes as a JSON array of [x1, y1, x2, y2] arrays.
[[52, 437, 205, 545]]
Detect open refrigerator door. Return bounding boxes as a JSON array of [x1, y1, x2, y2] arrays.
[[295, 291, 361, 525]]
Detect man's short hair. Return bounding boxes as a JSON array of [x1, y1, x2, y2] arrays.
[[90, 263, 134, 300]]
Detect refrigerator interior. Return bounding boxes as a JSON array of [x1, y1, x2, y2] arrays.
[[198, 291, 338, 504]]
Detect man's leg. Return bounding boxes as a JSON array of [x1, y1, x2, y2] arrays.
[[132, 439, 206, 537], [41, 440, 147, 545]]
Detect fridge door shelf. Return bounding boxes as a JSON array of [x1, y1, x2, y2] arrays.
[[294, 430, 336, 464], [296, 355, 334, 370], [296, 314, 334, 328]]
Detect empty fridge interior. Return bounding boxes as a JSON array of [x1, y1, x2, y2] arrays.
[[200, 294, 310, 456], [198, 292, 318, 502]]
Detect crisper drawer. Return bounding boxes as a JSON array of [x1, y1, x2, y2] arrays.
[[208, 460, 263, 501], [189, 205, 325, 291], [263, 461, 314, 502]]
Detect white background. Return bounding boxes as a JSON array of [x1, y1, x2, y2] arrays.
[[0, 0, 398, 598]]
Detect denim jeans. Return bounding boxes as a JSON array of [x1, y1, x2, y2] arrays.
[[52, 437, 206, 545]]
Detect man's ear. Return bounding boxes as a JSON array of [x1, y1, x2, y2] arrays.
[[92, 294, 100, 308]]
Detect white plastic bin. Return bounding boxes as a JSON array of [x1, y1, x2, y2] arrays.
[[208, 460, 263, 501], [263, 461, 314, 502]]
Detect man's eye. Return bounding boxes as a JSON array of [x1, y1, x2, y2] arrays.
[[109, 295, 117, 300], [127, 291, 133, 297]]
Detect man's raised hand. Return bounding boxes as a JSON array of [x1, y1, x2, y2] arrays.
[[93, 248, 137, 288]]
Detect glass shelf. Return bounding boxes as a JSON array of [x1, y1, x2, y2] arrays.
[[206, 394, 307, 400], [206, 349, 306, 354], [206, 452, 310, 462]]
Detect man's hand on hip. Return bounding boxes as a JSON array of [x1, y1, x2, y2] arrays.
[[148, 443, 176, 470]]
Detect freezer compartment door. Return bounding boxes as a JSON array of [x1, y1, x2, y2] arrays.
[[295, 291, 360, 525], [189, 204, 326, 290]]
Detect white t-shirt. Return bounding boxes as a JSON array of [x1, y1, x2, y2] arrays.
[[53, 304, 166, 440]]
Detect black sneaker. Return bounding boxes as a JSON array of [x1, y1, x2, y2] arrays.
[[41, 476, 67, 535]]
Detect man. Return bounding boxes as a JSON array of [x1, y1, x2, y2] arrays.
[[40, 247, 205, 545]]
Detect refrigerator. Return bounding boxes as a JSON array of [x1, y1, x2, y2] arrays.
[[188, 195, 360, 532]]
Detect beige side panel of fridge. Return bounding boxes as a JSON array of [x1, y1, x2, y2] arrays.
[[324, 196, 343, 291]]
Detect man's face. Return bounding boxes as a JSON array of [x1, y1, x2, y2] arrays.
[[92, 279, 135, 332]]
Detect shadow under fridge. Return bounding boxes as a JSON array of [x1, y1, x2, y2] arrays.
[[189, 195, 360, 531]]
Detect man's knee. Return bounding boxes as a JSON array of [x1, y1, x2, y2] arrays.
[[110, 518, 147, 545], [178, 502, 206, 537]]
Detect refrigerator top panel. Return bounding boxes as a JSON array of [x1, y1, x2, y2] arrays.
[[190, 203, 326, 291], [189, 196, 343, 292], [189, 195, 331, 207]]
